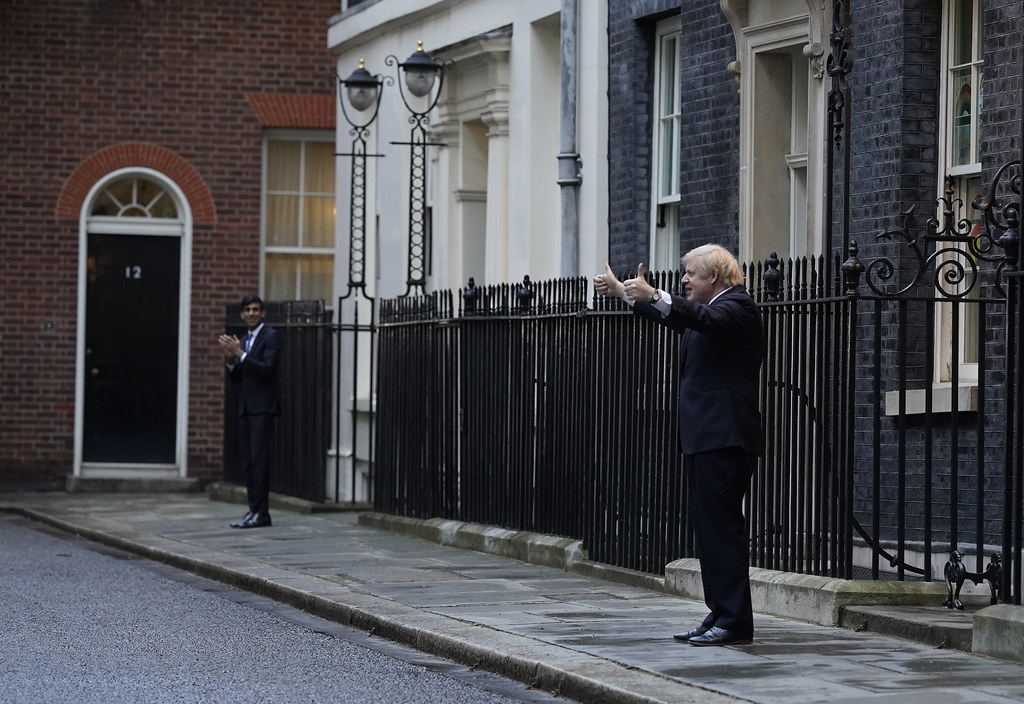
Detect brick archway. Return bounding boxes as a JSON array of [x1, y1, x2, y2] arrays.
[[57, 143, 216, 222]]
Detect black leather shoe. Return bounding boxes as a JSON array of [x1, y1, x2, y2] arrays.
[[688, 626, 753, 646], [230, 512, 254, 528], [240, 513, 272, 529], [673, 625, 711, 642]]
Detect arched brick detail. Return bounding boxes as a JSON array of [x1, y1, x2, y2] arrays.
[[56, 143, 216, 222], [246, 94, 335, 128]]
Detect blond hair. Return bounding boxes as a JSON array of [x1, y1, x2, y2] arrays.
[[681, 244, 744, 287]]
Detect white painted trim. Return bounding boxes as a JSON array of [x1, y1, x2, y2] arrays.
[[728, 2, 828, 265], [649, 15, 682, 271], [884, 384, 978, 416], [261, 130, 336, 300], [934, 0, 983, 384], [74, 464, 181, 479], [75, 166, 193, 479]]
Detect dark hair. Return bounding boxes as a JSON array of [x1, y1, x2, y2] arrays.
[[240, 294, 264, 310]]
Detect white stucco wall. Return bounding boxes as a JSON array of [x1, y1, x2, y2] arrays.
[[328, 0, 608, 299]]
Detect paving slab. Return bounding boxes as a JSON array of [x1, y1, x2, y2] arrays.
[[3, 492, 1024, 704]]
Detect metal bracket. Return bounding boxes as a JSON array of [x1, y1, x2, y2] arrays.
[[556, 152, 582, 186]]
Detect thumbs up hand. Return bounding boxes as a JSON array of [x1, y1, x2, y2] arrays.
[[624, 263, 656, 302], [593, 261, 625, 299]]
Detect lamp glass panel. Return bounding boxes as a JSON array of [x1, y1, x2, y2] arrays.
[[347, 83, 377, 112], [405, 67, 436, 98]]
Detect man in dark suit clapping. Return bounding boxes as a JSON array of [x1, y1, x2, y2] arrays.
[[218, 295, 282, 529], [594, 244, 763, 646]]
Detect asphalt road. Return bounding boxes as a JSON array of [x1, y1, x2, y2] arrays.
[[0, 513, 565, 704]]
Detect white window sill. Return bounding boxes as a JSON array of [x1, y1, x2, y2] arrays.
[[884, 384, 978, 416]]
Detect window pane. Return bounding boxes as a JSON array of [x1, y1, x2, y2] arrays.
[[148, 192, 177, 218], [304, 142, 336, 193], [267, 141, 301, 191], [106, 178, 134, 209], [91, 192, 117, 216], [303, 196, 335, 248], [266, 195, 299, 246], [952, 0, 973, 65], [660, 36, 677, 116], [660, 119, 676, 198], [951, 67, 973, 167], [90, 177, 178, 217], [264, 253, 297, 300], [300, 254, 334, 301], [974, 0, 982, 60]]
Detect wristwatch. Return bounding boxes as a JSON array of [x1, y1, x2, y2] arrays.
[[650, 289, 661, 303]]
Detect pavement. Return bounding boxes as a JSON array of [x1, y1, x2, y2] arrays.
[[3, 489, 1024, 704]]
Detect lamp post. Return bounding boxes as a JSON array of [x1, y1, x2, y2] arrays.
[[386, 42, 449, 297], [334, 59, 388, 504], [336, 59, 387, 298]]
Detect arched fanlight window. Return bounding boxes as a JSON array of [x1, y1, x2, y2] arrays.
[[90, 176, 178, 218]]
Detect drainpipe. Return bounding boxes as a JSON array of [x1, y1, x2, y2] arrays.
[[557, 0, 582, 277]]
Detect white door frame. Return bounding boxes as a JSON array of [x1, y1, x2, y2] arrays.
[[73, 167, 193, 479]]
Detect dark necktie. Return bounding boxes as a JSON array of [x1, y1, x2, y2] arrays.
[[244, 333, 253, 354]]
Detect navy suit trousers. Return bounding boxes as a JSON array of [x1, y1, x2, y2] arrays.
[[687, 447, 756, 633], [241, 413, 275, 516]]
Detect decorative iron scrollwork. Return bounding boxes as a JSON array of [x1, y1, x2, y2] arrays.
[[826, 0, 852, 147], [976, 159, 1022, 275], [861, 175, 1011, 298]]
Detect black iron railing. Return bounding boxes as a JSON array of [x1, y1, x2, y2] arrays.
[[373, 258, 1022, 603]]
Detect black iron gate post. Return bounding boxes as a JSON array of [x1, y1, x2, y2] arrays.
[[997, 182, 1023, 604]]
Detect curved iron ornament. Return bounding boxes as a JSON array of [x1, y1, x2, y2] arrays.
[[977, 159, 1022, 276], [849, 166, 1022, 299], [826, 0, 852, 148]]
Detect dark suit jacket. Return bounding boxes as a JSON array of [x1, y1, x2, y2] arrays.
[[229, 325, 282, 417], [633, 285, 763, 456]]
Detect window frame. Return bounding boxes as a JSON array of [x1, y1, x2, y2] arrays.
[[935, 0, 983, 384], [649, 15, 682, 271], [736, 14, 824, 264], [261, 128, 336, 302]]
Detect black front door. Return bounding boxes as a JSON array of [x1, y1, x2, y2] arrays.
[[83, 233, 180, 464]]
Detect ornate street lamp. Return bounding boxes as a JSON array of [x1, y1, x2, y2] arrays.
[[386, 42, 450, 296], [336, 59, 388, 298]]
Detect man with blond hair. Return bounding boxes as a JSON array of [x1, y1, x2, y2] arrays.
[[594, 244, 763, 646]]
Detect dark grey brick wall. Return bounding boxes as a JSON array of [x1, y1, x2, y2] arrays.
[[844, 0, 941, 272], [981, 0, 1023, 179], [676, 4, 739, 258], [607, 0, 677, 270], [607, 1, 737, 272]]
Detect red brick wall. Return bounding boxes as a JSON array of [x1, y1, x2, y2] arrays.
[[0, 0, 339, 483]]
